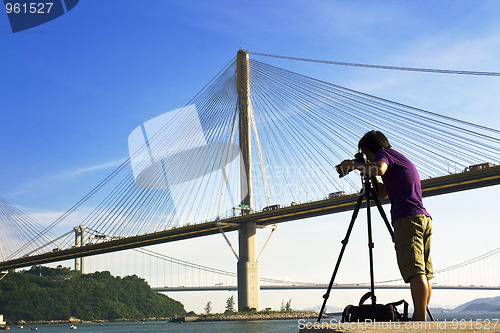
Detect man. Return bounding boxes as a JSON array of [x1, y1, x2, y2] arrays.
[[340, 130, 433, 321]]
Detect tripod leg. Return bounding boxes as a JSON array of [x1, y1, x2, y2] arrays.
[[427, 306, 435, 321], [373, 194, 394, 241], [317, 194, 364, 322], [366, 196, 377, 307]]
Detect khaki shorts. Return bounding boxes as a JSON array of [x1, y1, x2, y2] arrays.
[[393, 214, 434, 283]]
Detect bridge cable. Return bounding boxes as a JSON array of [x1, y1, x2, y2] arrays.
[[248, 52, 500, 77]]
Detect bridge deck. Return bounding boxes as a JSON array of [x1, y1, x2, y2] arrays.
[[153, 284, 500, 292], [1, 166, 499, 271]]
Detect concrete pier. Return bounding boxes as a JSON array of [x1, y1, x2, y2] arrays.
[[237, 219, 259, 310], [74, 225, 86, 273], [236, 49, 260, 311]]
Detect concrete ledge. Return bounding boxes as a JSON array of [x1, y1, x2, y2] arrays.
[[298, 320, 498, 332]]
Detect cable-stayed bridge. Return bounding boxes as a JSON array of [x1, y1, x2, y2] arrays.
[[1, 50, 500, 310]]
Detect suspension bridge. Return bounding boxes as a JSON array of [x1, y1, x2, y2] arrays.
[[82, 245, 500, 293], [145, 246, 500, 292], [1, 50, 500, 311]]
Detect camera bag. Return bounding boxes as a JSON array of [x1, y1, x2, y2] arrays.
[[341, 292, 409, 322]]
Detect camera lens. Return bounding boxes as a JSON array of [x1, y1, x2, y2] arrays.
[[335, 164, 346, 178]]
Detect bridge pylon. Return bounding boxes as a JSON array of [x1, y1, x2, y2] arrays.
[[74, 225, 86, 273], [236, 49, 260, 311]]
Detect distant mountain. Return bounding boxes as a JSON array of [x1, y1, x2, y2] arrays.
[[429, 307, 451, 313], [302, 296, 500, 314], [453, 296, 500, 312]]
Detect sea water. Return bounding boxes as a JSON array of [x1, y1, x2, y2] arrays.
[[12, 320, 302, 333], [15, 312, 499, 332]]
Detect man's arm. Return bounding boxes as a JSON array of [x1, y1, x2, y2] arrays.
[[371, 176, 388, 199], [340, 160, 388, 177], [340, 160, 388, 199]]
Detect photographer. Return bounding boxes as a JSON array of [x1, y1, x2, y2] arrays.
[[340, 130, 433, 321]]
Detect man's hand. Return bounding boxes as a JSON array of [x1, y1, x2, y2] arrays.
[[371, 176, 388, 199], [339, 160, 388, 178], [340, 160, 355, 174]]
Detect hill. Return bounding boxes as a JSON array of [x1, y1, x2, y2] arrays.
[[0, 266, 185, 322], [453, 296, 500, 312]]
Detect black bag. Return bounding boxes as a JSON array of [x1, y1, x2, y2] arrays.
[[341, 292, 409, 322]]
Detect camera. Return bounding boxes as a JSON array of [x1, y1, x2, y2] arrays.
[[335, 152, 365, 178]]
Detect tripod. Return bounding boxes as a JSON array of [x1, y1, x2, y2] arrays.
[[317, 175, 435, 322], [317, 175, 394, 322]]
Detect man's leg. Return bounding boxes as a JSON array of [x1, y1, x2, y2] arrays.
[[410, 274, 429, 321], [427, 280, 432, 307], [423, 217, 433, 310]]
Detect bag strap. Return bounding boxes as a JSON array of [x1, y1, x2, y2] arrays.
[[341, 305, 353, 323], [358, 291, 373, 306], [387, 299, 405, 307], [402, 301, 409, 321], [386, 299, 409, 321]]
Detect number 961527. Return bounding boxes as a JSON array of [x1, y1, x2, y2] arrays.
[[5, 2, 54, 14]]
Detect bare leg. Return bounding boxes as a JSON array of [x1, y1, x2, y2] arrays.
[[427, 280, 432, 307], [410, 274, 429, 321]]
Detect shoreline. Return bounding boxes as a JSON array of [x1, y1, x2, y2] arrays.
[[12, 317, 167, 326], [9, 311, 320, 325], [194, 311, 319, 322]]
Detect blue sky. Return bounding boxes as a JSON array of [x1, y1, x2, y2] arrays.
[[2, 1, 500, 313]]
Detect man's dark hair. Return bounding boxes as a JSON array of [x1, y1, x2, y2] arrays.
[[358, 130, 391, 153]]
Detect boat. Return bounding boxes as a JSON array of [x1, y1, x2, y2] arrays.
[[168, 315, 185, 323], [70, 324, 77, 329], [168, 315, 198, 323], [0, 326, 10, 330]]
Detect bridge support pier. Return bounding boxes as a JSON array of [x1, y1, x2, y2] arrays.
[[236, 49, 260, 311], [74, 225, 86, 273], [237, 221, 260, 311]]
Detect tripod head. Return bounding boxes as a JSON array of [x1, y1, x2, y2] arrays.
[[335, 151, 365, 178], [359, 175, 380, 201]]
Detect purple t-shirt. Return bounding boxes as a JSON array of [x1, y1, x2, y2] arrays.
[[375, 148, 430, 222]]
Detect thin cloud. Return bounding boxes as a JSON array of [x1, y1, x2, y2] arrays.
[[341, 31, 500, 124], [7, 159, 126, 198], [65, 160, 126, 178]]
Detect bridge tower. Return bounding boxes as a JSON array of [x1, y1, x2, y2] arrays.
[[236, 49, 260, 311], [74, 225, 86, 273]]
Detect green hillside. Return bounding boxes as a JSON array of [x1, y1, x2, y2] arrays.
[[0, 266, 185, 322]]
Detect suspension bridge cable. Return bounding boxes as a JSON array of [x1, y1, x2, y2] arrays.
[[433, 247, 500, 274], [354, 247, 500, 285], [132, 245, 500, 287], [0, 198, 60, 259], [248, 58, 500, 179], [248, 52, 500, 77]]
